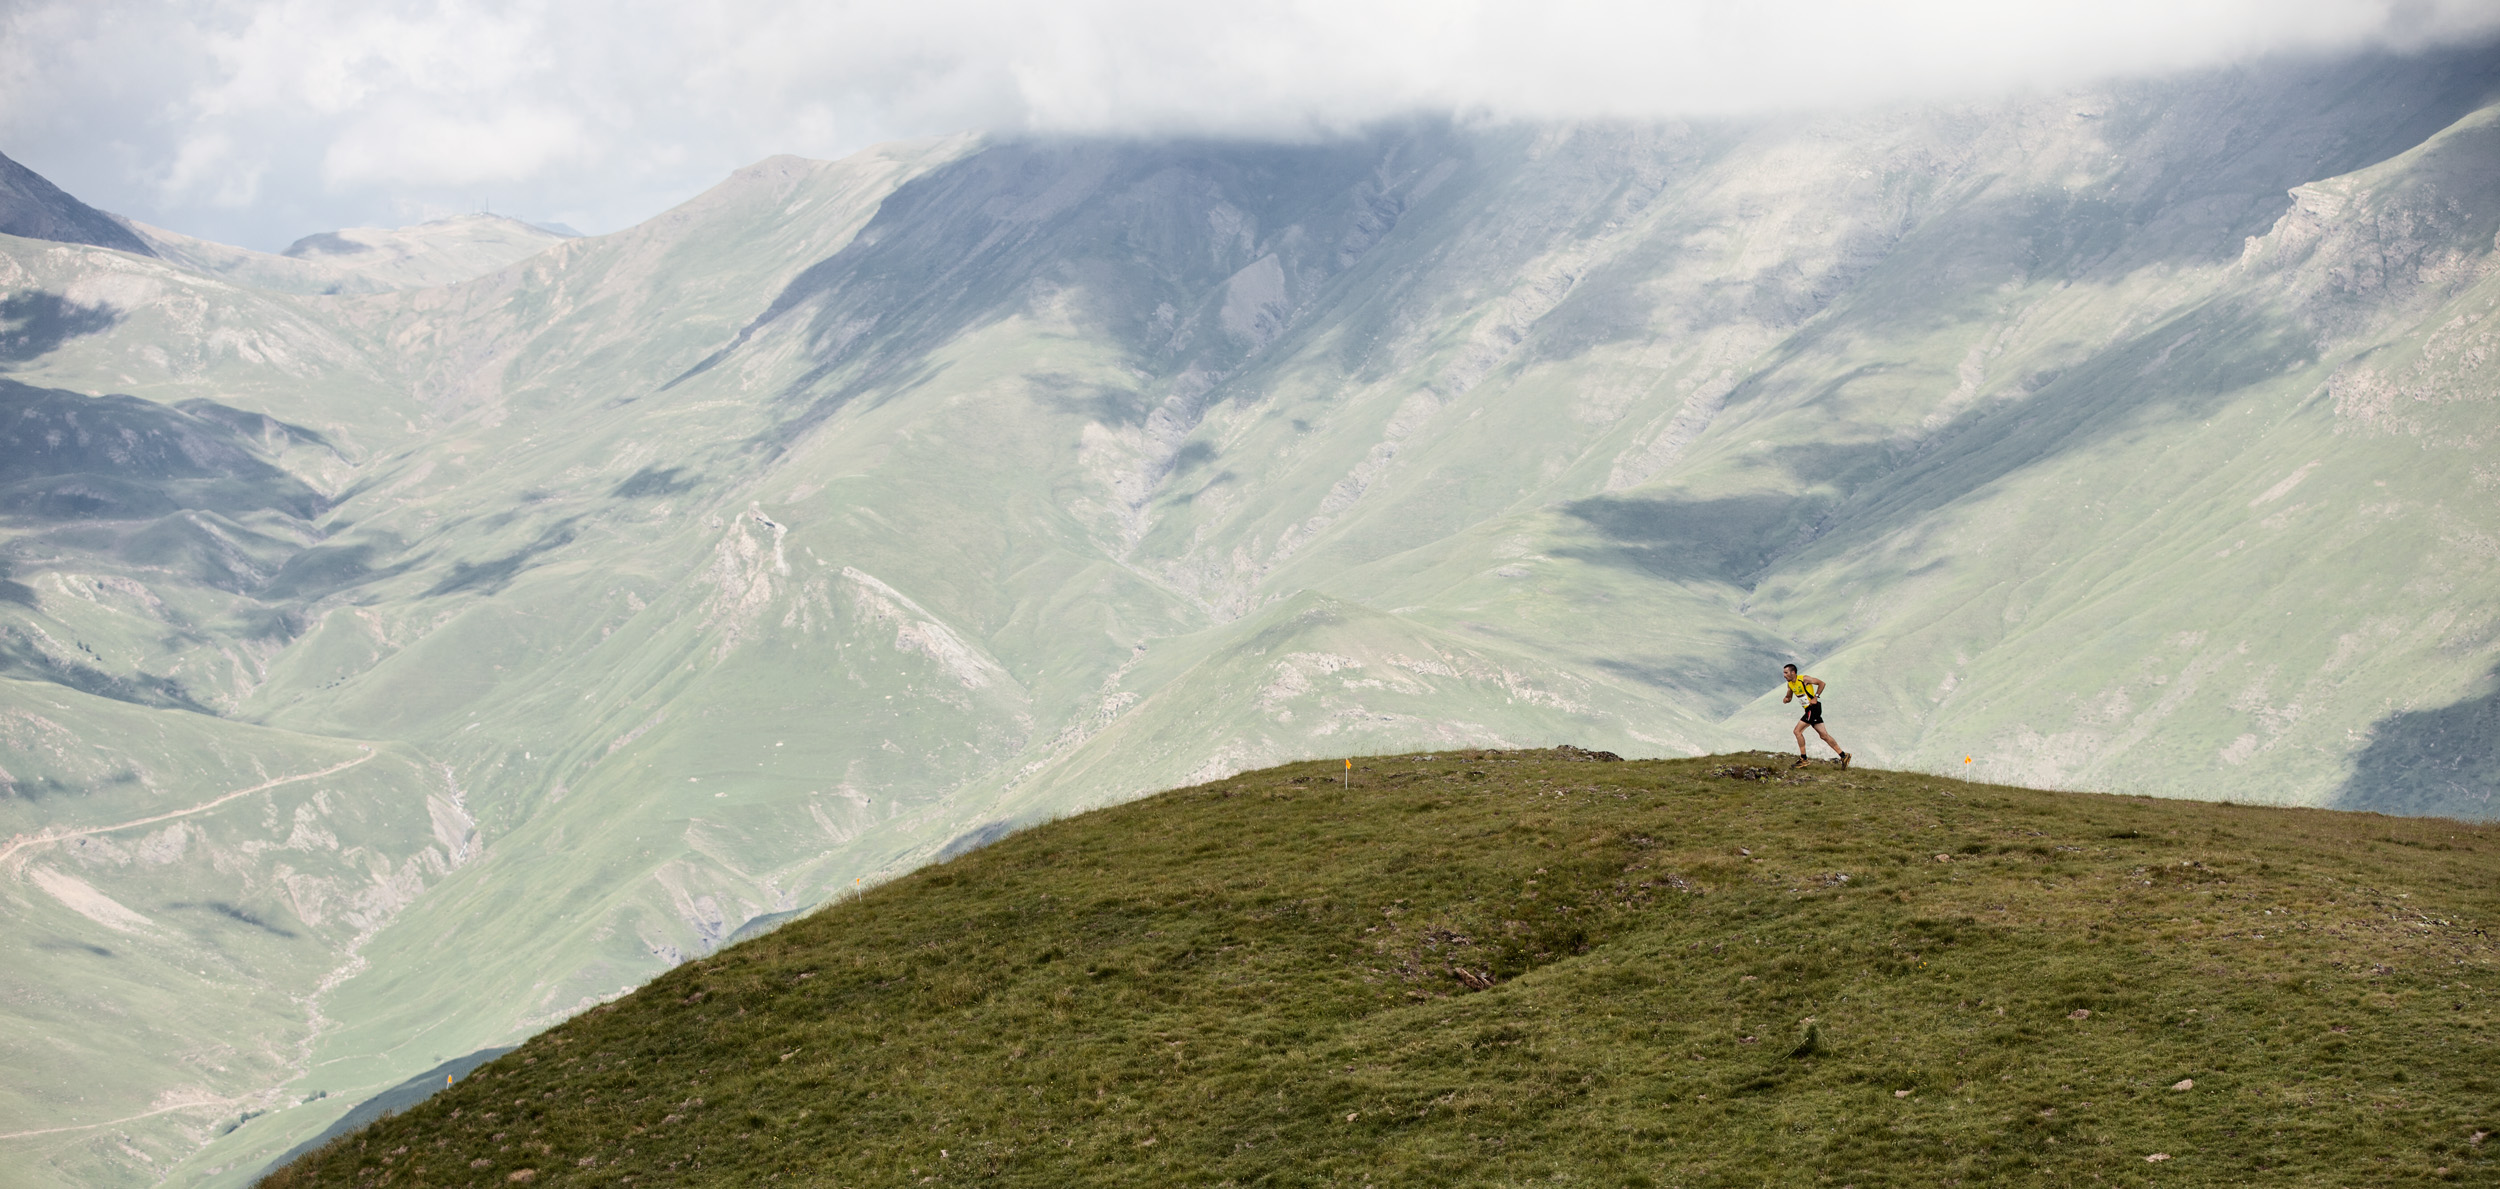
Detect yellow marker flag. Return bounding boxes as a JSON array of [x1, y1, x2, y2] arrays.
[[1964, 756, 1972, 764]]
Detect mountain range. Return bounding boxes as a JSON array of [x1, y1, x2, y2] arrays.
[[1, 42, 2496, 1188]]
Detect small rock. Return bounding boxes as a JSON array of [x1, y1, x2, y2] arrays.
[[2471, 1131, 2487, 1146], [1345, 1111, 1359, 1122], [508, 1172, 539, 1185], [2069, 1009, 2091, 1019], [1714, 766, 1780, 781], [1894, 1089, 1913, 1098], [2145, 1153, 2170, 1163], [1934, 854, 1952, 863], [2171, 1078, 2195, 1091]]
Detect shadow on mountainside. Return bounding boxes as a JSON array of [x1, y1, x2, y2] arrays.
[[0, 763, 141, 804], [2049, 44, 2500, 270], [256, 1046, 521, 1182], [167, 900, 300, 939], [261, 540, 415, 601], [0, 290, 121, 364], [2332, 662, 2500, 821], [0, 380, 328, 520], [0, 559, 33, 608], [0, 631, 211, 712], [665, 47, 2499, 474], [1559, 492, 1814, 586], [611, 465, 700, 498], [0, 381, 379, 711], [422, 521, 579, 598], [0, 150, 157, 255], [664, 129, 1472, 455], [1562, 297, 2312, 591], [1512, 43, 2500, 373]]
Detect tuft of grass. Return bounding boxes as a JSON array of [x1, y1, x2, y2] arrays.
[[261, 751, 2500, 1187]]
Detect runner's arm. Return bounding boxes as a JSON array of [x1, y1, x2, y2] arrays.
[[1802, 674, 1825, 701]]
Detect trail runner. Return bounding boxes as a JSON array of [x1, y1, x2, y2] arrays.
[[1782, 663, 1850, 770]]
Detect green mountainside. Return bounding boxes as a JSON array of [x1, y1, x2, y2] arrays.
[[261, 751, 2500, 1187], [2, 45, 2498, 1188]]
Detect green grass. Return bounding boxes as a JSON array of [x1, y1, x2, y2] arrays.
[[261, 751, 2499, 1188]]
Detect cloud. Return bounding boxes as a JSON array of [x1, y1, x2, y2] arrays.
[[1, 0, 2495, 250], [324, 106, 586, 189]]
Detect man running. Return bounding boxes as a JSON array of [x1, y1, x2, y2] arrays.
[[1781, 663, 1850, 769]]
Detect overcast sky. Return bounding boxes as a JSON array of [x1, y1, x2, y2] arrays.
[[3, 0, 2496, 252]]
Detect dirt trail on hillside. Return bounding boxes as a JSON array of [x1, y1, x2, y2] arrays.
[[0, 747, 374, 869]]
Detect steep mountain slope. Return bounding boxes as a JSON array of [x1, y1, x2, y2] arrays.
[[2, 46, 2498, 1189], [0, 141, 974, 1187], [0, 150, 154, 256], [262, 751, 2500, 1187]]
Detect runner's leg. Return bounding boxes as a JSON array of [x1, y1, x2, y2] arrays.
[[1792, 719, 1809, 756]]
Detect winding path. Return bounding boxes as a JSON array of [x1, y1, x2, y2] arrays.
[[0, 747, 377, 868], [0, 1093, 262, 1142]]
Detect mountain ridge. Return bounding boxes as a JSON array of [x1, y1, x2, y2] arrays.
[[0, 46, 2497, 1189], [257, 750, 2500, 1187], [0, 150, 154, 256]]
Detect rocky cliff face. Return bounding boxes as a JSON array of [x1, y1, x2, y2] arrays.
[[2, 45, 2496, 1189]]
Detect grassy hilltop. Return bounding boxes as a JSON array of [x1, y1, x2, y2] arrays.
[[12, 51, 2500, 1186], [262, 752, 2497, 1188]]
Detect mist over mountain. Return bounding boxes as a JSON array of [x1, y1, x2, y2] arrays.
[[1, 42, 2497, 1189]]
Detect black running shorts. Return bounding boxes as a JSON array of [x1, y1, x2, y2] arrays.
[[1799, 701, 1824, 725]]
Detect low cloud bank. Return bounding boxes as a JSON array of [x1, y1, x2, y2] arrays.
[[4, 0, 2496, 249]]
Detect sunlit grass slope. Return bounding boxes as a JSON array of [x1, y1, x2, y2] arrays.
[[264, 751, 2497, 1187]]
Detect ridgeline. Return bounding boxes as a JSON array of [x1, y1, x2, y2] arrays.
[[261, 752, 2498, 1187]]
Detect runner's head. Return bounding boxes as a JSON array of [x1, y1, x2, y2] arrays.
[[1782, 664, 1798, 676]]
